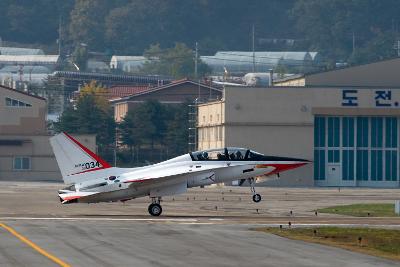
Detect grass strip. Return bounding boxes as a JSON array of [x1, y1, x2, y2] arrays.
[[257, 227, 400, 261], [317, 203, 399, 217]]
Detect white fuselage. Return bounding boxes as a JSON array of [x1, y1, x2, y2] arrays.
[[69, 153, 303, 203]]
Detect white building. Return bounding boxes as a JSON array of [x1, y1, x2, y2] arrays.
[[201, 51, 320, 75], [0, 46, 44, 56], [110, 56, 149, 73]]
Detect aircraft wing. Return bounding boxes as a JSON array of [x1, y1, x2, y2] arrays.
[[58, 190, 99, 204], [121, 164, 226, 187]]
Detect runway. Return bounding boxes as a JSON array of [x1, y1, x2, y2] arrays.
[[0, 182, 399, 266], [1, 220, 398, 267]]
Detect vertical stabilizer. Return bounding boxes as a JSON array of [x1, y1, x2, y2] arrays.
[[49, 132, 111, 184]]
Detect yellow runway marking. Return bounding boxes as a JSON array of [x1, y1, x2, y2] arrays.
[[0, 222, 70, 267]]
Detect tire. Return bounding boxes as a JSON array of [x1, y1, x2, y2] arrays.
[[148, 203, 162, 216], [252, 194, 262, 203]]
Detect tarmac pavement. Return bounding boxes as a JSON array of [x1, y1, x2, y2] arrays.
[[0, 182, 399, 266]]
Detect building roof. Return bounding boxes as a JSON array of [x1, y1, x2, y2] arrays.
[[110, 79, 222, 103], [0, 65, 51, 74], [0, 85, 46, 101], [0, 46, 44, 56], [0, 55, 59, 65], [273, 57, 400, 88], [214, 51, 313, 61], [52, 71, 172, 84], [110, 56, 147, 61], [106, 85, 150, 100]]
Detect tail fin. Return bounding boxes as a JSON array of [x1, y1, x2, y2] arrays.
[[49, 132, 111, 184]]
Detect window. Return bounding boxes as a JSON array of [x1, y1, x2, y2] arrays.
[[385, 117, 397, 148], [314, 117, 326, 147], [356, 150, 368, 181], [328, 117, 340, 147], [191, 148, 248, 161], [342, 150, 354, 180], [210, 115, 213, 122], [371, 150, 383, 181], [314, 150, 325, 180], [342, 117, 354, 147], [13, 157, 31, 170], [5, 97, 32, 107], [314, 116, 326, 181], [385, 151, 397, 181], [328, 150, 340, 163], [371, 117, 383, 148], [356, 117, 368, 147]]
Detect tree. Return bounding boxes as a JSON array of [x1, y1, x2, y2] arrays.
[[165, 104, 189, 156], [71, 45, 88, 71], [118, 100, 190, 164], [348, 31, 397, 65], [69, 0, 113, 51], [55, 82, 115, 160], [79, 81, 109, 111], [141, 43, 210, 79], [118, 108, 143, 163], [291, 0, 400, 64]]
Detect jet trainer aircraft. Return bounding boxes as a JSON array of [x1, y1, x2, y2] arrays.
[[50, 132, 310, 216]]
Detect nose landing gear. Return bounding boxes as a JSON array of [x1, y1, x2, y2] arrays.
[[148, 197, 162, 216], [248, 178, 262, 203]]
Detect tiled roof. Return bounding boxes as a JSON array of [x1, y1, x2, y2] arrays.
[[106, 85, 151, 100]]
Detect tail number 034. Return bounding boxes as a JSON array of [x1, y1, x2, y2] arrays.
[[75, 161, 100, 170]]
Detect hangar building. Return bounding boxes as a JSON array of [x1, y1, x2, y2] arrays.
[[197, 58, 400, 188]]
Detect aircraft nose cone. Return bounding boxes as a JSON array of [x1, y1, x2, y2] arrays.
[[260, 155, 311, 162]]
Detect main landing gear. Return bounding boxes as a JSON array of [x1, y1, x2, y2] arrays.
[[248, 177, 262, 203], [148, 197, 162, 216]]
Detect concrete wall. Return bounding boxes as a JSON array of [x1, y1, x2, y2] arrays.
[[0, 134, 96, 181], [114, 102, 129, 122], [0, 86, 46, 134], [198, 101, 225, 150], [222, 87, 315, 186], [274, 77, 305, 87]]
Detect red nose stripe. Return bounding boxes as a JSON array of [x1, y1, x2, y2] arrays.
[[62, 195, 82, 201], [256, 163, 308, 175]]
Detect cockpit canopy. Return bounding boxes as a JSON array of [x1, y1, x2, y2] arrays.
[[190, 147, 264, 161]]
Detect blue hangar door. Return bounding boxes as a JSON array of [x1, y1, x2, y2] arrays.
[[314, 116, 399, 187]]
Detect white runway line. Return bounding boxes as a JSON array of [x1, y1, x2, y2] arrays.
[[0, 217, 400, 228], [0, 217, 199, 222]]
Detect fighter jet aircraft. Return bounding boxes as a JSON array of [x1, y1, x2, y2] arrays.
[[50, 132, 310, 216]]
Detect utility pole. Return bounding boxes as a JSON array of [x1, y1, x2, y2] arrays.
[[352, 31, 356, 54], [252, 24, 255, 72], [58, 14, 62, 56], [195, 42, 198, 80]]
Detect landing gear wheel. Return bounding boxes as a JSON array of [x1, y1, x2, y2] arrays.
[[252, 193, 262, 203], [148, 203, 162, 216]]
